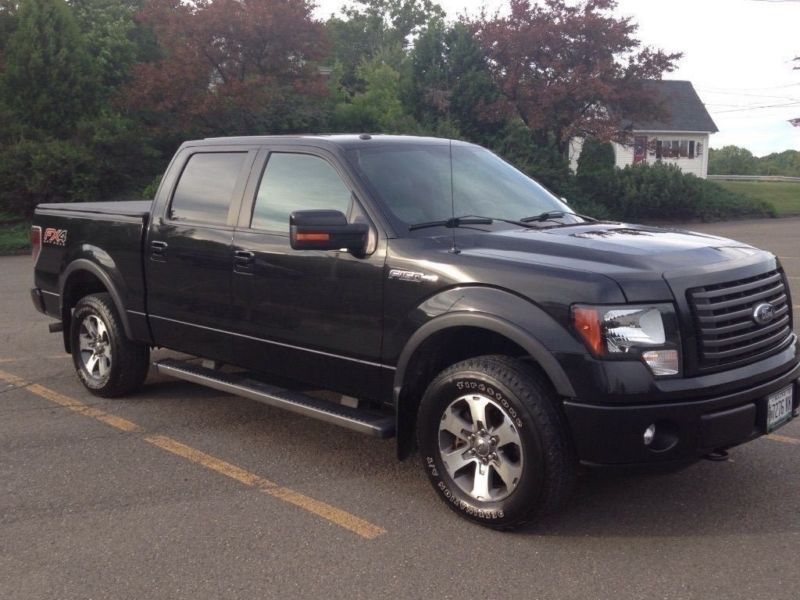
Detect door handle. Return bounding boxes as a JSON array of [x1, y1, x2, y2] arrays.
[[150, 240, 168, 261], [234, 250, 255, 272]]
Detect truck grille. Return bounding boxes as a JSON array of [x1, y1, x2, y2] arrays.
[[688, 270, 793, 372]]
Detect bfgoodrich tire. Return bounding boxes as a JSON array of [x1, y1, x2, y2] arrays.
[[417, 355, 577, 529], [70, 293, 150, 398]]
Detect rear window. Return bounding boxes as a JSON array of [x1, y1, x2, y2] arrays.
[[170, 152, 247, 225]]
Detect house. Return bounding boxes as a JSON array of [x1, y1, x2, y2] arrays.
[[569, 80, 719, 178]]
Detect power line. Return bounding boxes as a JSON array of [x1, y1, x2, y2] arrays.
[[698, 89, 800, 101], [712, 101, 800, 114]]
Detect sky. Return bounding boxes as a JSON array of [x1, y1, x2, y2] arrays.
[[314, 0, 800, 156]]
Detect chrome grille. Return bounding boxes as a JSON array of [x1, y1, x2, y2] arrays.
[[688, 270, 793, 372]]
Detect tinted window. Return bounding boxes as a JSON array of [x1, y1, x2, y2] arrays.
[[170, 152, 247, 224], [346, 144, 567, 227], [252, 153, 352, 232]]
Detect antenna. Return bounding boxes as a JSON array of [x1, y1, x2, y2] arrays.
[[448, 139, 459, 254]]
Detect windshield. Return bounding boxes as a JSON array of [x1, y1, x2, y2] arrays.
[[345, 142, 570, 231]]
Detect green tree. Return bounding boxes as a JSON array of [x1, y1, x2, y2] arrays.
[[333, 56, 418, 132], [1, 0, 98, 135], [406, 21, 500, 143], [708, 145, 758, 175], [326, 0, 444, 91], [70, 0, 145, 91]]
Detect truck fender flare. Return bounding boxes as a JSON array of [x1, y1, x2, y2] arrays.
[[60, 259, 134, 340], [393, 311, 576, 400]]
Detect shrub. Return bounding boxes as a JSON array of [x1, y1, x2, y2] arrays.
[[580, 163, 775, 222]]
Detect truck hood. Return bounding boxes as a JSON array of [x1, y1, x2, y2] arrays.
[[457, 222, 774, 301]]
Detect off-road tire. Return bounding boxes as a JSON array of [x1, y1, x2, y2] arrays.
[[70, 293, 150, 398], [417, 355, 577, 529]]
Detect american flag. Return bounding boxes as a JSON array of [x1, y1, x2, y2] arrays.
[[790, 118, 800, 128]]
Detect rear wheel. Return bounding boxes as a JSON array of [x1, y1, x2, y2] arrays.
[[417, 355, 577, 529], [70, 293, 150, 397]]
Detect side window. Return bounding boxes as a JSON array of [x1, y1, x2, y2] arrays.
[[251, 153, 352, 232], [170, 152, 247, 225]]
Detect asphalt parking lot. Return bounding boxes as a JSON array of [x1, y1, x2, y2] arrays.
[[1, 217, 799, 600]]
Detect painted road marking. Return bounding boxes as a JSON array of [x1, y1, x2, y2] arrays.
[[767, 434, 800, 446], [0, 355, 71, 363], [0, 369, 386, 540]]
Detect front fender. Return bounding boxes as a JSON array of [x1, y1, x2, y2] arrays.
[[392, 286, 580, 399]]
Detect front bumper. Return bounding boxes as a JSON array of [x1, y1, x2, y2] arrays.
[[563, 360, 800, 465]]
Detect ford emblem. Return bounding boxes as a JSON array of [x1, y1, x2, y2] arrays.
[[752, 303, 776, 326]]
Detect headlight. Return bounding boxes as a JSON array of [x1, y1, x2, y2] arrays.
[[571, 304, 681, 376]]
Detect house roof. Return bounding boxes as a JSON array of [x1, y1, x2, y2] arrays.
[[628, 80, 719, 133]]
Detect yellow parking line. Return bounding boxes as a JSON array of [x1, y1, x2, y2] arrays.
[[0, 355, 70, 364], [767, 434, 800, 446], [0, 369, 386, 540]]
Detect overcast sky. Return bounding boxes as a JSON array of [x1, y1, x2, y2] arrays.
[[314, 0, 800, 156]]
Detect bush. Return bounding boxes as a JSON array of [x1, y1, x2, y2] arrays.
[[0, 137, 98, 217], [574, 163, 775, 222]]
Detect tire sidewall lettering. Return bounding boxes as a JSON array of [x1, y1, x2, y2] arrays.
[[453, 377, 523, 430]]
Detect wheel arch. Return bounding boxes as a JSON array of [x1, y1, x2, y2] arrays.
[[60, 259, 133, 352], [393, 312, 576, 460]]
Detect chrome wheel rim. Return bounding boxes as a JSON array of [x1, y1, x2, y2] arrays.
[[438, 393, 524, 502], [78, 314, 112, 380]]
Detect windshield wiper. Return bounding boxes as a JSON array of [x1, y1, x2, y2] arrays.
[[409, 215, 540, 232], [520, 210, 598, 224], [409, 216, 492, 231]]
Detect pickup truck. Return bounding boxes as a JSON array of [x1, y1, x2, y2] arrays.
[[30, 134, 799, 528]]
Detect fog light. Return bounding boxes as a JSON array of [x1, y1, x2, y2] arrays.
[[643, 423, 656, 446], [642, 349, 679, 376]]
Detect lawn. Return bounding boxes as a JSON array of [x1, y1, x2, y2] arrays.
[[0, 213, 30, 255], [716, 180, 800, 216]]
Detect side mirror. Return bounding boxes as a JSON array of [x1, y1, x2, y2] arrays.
[[290, 210, 368, 253]]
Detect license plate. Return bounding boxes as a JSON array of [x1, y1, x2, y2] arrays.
[[766, 386, 794, 432]]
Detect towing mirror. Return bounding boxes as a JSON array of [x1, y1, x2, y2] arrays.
[[290, 210, 368, 253]]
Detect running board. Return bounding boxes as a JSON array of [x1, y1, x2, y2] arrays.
[[153, 359, 395, 438]]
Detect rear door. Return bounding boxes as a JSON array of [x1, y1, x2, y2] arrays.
[[230, 145, 389, 401], [146, 145, 257, 361]]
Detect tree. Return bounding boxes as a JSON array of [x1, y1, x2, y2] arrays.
[[325, 0, 444, 91], [70, 0, 147, 91], [0, 1, 19, 68], [406, 21, 500, 142], [122, 0, 330, 139], [708, 145, 758, 175], [333, 55, 418, 132], [1, 0, 98, 135], [472, 0, 681, 154]]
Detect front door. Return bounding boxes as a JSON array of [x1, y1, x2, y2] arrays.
[[230, 148, 388, 401], [146, 147, 256, 362]]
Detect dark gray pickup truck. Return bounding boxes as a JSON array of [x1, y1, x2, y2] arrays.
[[30, 134, 799, 528]]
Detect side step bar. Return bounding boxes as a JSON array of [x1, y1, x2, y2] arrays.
[[153, 359, 395, 438]]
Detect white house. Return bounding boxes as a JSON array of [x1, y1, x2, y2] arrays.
[[569, 80, 718, 178]]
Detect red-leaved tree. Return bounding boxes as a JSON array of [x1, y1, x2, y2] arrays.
[[121, 0, 329, 139], [473, 0, 682, 153]]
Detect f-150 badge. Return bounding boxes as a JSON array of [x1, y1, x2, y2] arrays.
[[43, 228, 67, 246], [388, 269, 439, 283]]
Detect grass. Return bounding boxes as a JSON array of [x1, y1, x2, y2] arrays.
[[716, 180, 800, 216], [0, 211, 30, 255]]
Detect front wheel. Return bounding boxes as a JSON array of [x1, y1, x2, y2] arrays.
[[70, 293, 150, 398], [417, 355, 577, 529]]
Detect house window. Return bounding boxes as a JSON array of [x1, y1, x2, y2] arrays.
[[689, 141, 696, 159]]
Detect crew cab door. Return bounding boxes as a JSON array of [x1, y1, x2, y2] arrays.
[[146, 145, 257, 361], [230, 146, 389, 401]]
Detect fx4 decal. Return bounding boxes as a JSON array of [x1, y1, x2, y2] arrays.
[[43, 228, 67, 246]]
